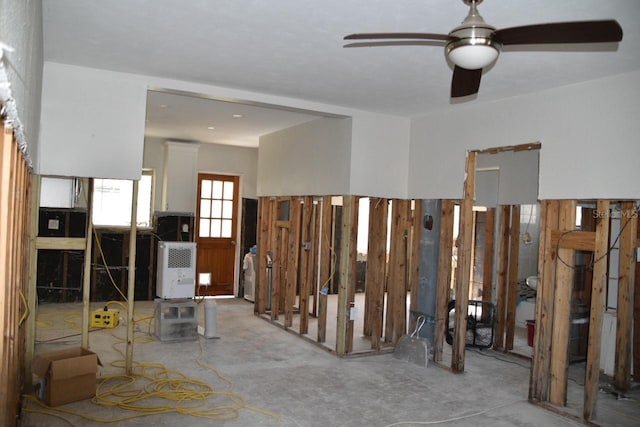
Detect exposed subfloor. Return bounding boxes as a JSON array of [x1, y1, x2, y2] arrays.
[[21, 298, 640, 427]]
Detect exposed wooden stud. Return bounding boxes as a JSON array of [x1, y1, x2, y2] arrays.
[[434, 200, 455, 362], [468, 210, 478, 300], [285, 198, 302, 328], [386, 199, 410, 345], [81, 179, 94, 348], [452, 151, 476, 373], [505, 205, 521, 350], [336, 196, 358, 355], [310, 200, 320, 318], [613, 202, 637, 391], [256, 197, 269, 314], [35, 236, 86, 250], [317, 196, 332, 343], [494, 205, 511, 350], [366, 198, 389, 350], [385, 200, 400, 343], [299, 196, 314, 334], [584, 199, 610, 421], [475, 142, 542, 155], [125, 180, 138, 375], [482, 208, 496, 303], [634, 213, 640, 383], [549, 200, 576, 406], [25, 175, 40, 387], [277, 226, 288, 317], [550, 230, 596, 251], [532, 200, 560, 402]]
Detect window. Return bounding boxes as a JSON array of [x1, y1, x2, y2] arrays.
[[92, 170, 154, 228], [198, 178, 234, 238]]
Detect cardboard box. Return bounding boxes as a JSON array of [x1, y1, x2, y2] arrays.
[[32, 347, 101, 406]]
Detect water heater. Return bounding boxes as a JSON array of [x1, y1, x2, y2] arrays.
[[156, 242, 197, 299]]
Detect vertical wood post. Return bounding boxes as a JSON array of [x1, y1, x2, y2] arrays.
[[285, 198, 301, 328], [256, 197, 270, 314], [125, 180, 138, 375], [317, 196, 332, 343], [482, 208, 496, 303], [409, 200, 423, 332], [434, 200, 455, 362], [613, 201, 637, 391], [452, 151, 476, 373], [366, 198, 388, 350], [494, 205, 511, 350], [299, 196, 314, 334], [81, 179, 94, 349], [505, 205, 521, 350], [584, 200, 610, 421], [25, 176, 40, 383], [336, 196, 358, 355], [634, 213, 640, 383], [549, 200, 576, 406]]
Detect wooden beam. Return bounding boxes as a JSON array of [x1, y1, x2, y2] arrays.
[[613, 202, 637, 391], [366, 198, 388, 350], [125, 180, 138, 375], [550, 230, 596, 252], [452, 151, 476, 373], [81, 179, 94, 348], [549, 200, 576, 406], [584, 200, 610, 421], [269, 198, 279, 318], [434, 200, 455, 362], [634, 212, 640, 383], [256, 197, 271, 314], [494, 205, 511, 351], [317, 196, 332, 343], [531, 200, 560, 402], [505, 205, 521, 350], [474, 142, 542, 155], [35, 236, 87, 250], [336, 196, 358, 355], [25, 175, 40, 387], [285, 198, 302, 328], [482, 208, 496, 303], [299, 196, 313, 335]]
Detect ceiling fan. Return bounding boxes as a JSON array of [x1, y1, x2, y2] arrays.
[[344, 0, 623, 98]]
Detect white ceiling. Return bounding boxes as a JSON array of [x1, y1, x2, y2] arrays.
[[42, 0, 640, 147]]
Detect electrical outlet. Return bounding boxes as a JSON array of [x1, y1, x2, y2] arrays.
[[349, 306, 358, 320], [637, 247, 640, 262], [182, 224, 189, 233], [48, 219, 60, 230]]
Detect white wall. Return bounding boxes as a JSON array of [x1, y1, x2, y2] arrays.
[[409, 70, 640, 200], [0, 0, 43, 164], [476, 150, 539, 206], [258, 118, 352, 196], [144, 137, 258, 212], [350, 114, 410, 198], [38, 63, 147, 179]]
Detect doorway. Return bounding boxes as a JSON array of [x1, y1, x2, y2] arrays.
[[195, 173, 239, 296]]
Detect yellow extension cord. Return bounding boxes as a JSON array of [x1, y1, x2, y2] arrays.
[[26, 304, 281, 425]]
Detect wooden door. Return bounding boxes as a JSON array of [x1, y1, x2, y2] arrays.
[[196, 173, 239, 296]]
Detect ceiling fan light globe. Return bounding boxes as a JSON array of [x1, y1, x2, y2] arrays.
[[448, 44, 499, 70]]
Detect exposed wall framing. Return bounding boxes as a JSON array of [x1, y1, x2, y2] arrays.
[[0, 123, 32, 426], [256, 195, 421, 356]]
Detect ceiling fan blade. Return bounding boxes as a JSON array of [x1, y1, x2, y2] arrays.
[[344, 40, 446, 48], [344, 32, 454, 42], [494, 20, 622, 46], [451, 66, 482, 98]]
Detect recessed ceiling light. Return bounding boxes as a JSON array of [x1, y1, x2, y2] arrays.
[[207, 126, 215, 130], [232, 114, 243, 118], [159, 104, 168, 108]]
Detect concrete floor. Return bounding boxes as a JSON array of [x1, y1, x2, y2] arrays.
[[21, 298, 639, 426]]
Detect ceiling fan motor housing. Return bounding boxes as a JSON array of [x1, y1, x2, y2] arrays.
[[446, 1, 502, 70]]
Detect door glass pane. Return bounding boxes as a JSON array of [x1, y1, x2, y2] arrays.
[[212, 200, 222, 218], [199, 219, 210, 237], [211, 219, 222, 238], [221, 219, 232, 238], [223, 181, 234, 200], [222, 200, 233, 219], [212, 181, 223, 199], [201, 180, 212, 198], [200, 200, 211, 219]]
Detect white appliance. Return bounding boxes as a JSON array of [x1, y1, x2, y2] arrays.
[[156, 242, 197, 299]]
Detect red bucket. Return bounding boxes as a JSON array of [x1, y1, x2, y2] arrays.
[[525, 320, 535, 347]]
